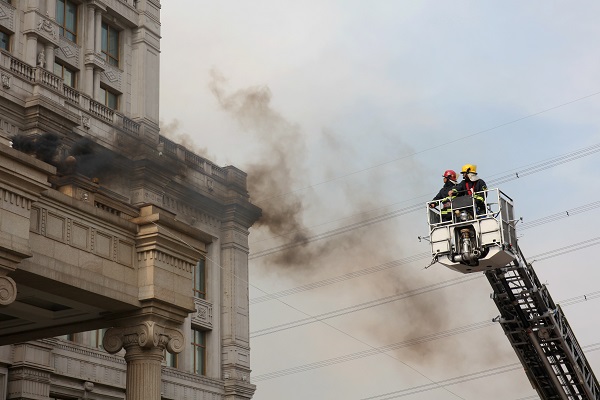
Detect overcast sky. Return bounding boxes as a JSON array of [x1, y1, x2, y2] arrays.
[[160, 2, 600, 399]]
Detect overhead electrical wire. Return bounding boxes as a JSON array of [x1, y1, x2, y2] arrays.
[[356, 343, 600, 400], [250, 236, 600, 338], [250, 199, 600, 305], [252, 250, 600, 381], [250, 275, 482, 338], [252, 91, 600, 203], [253, 293, 600, 384], [153, 222, 466, 400], [249, 141, 600, 260]]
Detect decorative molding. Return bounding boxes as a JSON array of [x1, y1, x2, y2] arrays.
[[81, 115, 91, 129], [192, 297, 213, 330], [36, 16, 57, 39], [0, 116, 19, 136], [0, 1, 15, 32], [103, 321, 185, 355], [53, 340, 126, 364], [1, 188, 32, 210], [30, 204, 134, 265], [162, 367, 225, 391], [1, 73, 10, 89], [100, 64, 123, 92], [137, 249, 194, 273], [58, 36, 80, 68]]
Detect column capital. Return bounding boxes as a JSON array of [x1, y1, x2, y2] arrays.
[[103, 321, 185, 355], [0, 276, 17, 305]]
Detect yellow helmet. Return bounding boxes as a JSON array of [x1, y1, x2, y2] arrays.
[[461, 164, 477, 173]]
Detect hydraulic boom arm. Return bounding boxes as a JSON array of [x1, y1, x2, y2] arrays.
[[486, 248, 600, 400]]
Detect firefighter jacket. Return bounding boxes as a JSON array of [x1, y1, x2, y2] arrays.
[[432, 181, 457, 202], [453, 177, 487, 203]]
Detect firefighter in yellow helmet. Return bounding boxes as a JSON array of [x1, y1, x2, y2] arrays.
[[451, 164, 488, 212]]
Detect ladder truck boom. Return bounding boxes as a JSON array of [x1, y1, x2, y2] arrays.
[[426, 189, 600, 399]]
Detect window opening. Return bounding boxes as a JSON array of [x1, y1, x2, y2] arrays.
[[193, 259, 206, 299], [57, 0, 77, 42], [101, 22, 119, 67], [191, 328, 206, 375]]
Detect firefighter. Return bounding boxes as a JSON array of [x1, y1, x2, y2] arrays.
[[430, 169, 457, 222], [452, 164, 488, 213]]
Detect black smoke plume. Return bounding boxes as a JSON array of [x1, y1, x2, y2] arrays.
[[12, 132, 61, 165]]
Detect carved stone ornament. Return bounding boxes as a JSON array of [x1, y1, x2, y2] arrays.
[[1, 73, 10, 89], [81, 115, 91, 129], [37, 17, 57, 39], [0, 276, 17, 305], [103, 321, 185, 354]]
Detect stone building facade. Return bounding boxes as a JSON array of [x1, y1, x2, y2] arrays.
[[0, 1, 260, 399]]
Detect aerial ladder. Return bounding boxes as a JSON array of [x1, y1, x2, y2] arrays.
[[426, 189, 600, 399]]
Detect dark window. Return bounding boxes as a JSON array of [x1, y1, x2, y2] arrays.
[[56, 0, 77, 42], [0, 31, 9, 51], [90, 328, 106, 349], [193, 259, 206, 299], [191, 328, 206, 375], [99, 86, 118, 110], [101, 22, 119, 67], [165, 350, 178, 368], [54, 61, 76, 88]]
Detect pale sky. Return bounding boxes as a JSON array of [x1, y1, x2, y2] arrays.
[[160, 2, 600, 399]]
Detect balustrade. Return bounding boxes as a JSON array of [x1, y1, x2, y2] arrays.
[[63, 84, 80, 103], [35, 68, 62, 91], [185, 151, 205, 170], [9, 57, 35, 81], [121, 116, 140, 136], [89, 99, 114, 122], [158, 136, 178, 155]]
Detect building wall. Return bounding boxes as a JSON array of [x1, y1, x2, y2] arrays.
[[0, 1, 258, 399]]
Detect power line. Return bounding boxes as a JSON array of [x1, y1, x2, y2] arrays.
[[358, 342, 600, 400], [357, 343, 600, 400], [250, 275, 481, 338], [252, 253, 600, 381], [251, 237, 600, 338], [153, 223, 466, 400], [253, 291, 600, 385], [249, 141, 600, 260], [250, 199, 600, 305], [253, 91, 600, 203]]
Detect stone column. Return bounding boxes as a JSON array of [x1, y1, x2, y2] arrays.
[[130, 0, 162, 142], [83, 5, 96, 96], [25, 34, 38, 66], [219, 169, 261, 400], [44, 43, 55, 71], [46, 0, 57, 19], [85, 5, 95, 53], [27, 0, 40, 10], [84, 65, 94, 96], [103, 321, 184, 400], [94, 10, 102, 54]]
